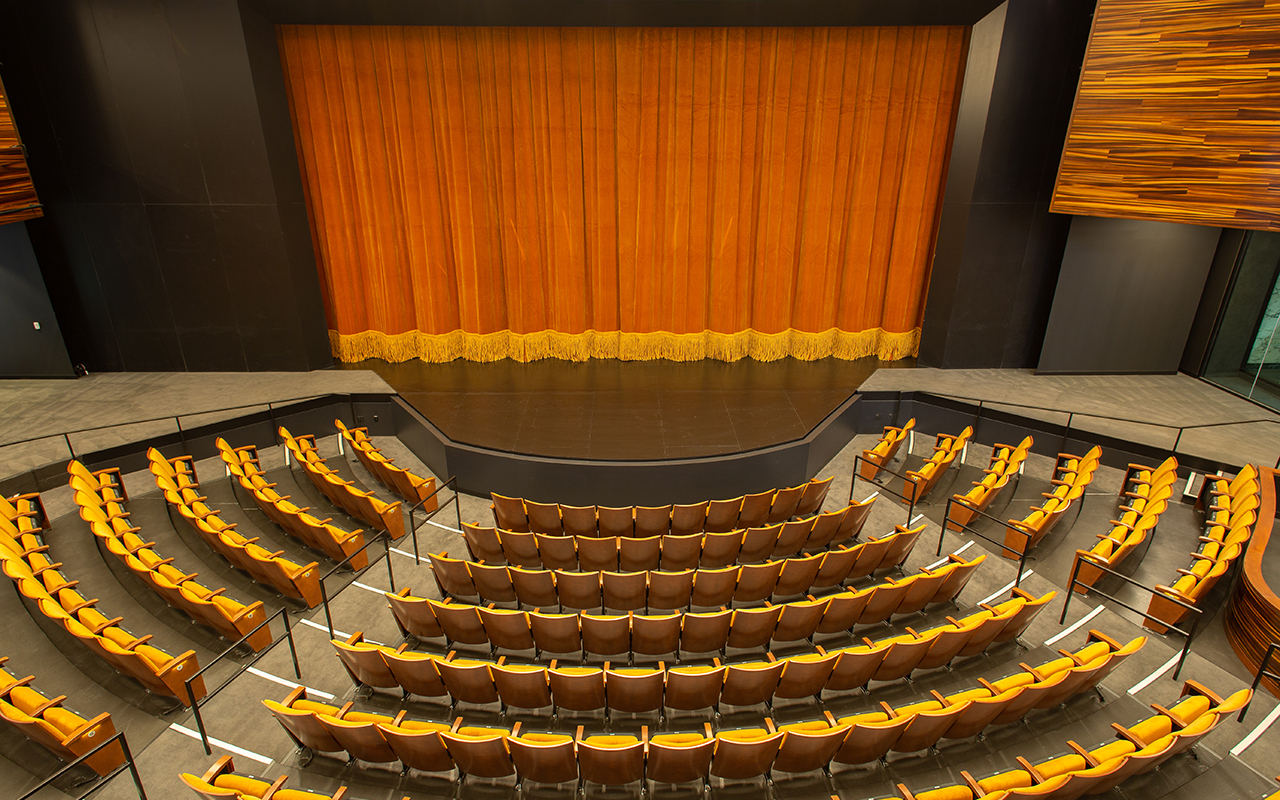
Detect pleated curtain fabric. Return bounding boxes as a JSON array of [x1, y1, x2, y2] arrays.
[[278, 25, 968, 363]]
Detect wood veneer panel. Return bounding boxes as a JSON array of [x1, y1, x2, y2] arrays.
[[1051, 0, 1280, 231], [1226, 467, 1279, 696], [0, 74, 41, 225]]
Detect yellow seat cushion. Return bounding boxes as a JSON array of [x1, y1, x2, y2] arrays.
[[214, 774, 274, 795], [519, 732, 572, 743], [342, 711, 395, 724], [947, 688, 994, 703], [1036, 754, 1086, 778], [455, 726, 510, 739], [1168, 694, 1212, 723], [838, 711, 891, 726], [914, 786, 974, 800], [583, 734, 640, 747], [553, 667, 601, 676], [717, 728, 770, 741], [780, 720, 833, 733], [1090, 740, 1136, 761], [1035, 657, 1076, 678], [42, 706, 86, 736], [896, 699, 945, 716], [977, 769, 1032, 792], [8, 686, 50, 716], [394, 719, 450, 732], [651, 733, 710, 746], [274, 790, 333, 800], [292, 699, 339, 715], [1128, 715, 1172, 744], [869, 441, 891, 457], [989, 672, 1036, 693], [669, 665, 720, 675]]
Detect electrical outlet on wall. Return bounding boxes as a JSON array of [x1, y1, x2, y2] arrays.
[[32, 321, 40, 330]]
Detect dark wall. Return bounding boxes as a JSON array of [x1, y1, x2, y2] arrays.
[[1182, 228, 1246, 375], [0, 1, 332, 372], [919, 0, 1094, 369], [0, 222, 74, 378], [1037, 217, 1222, 374]]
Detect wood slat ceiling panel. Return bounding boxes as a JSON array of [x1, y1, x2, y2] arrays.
[[0, 74, 41, 225], [1051, 0, 1280, 231]]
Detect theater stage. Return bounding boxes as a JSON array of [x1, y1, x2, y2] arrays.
[[339, 356, 914, 504]]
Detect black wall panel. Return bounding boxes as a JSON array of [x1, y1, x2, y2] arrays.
[[1037, 217, 1222, 374], [0, 222, 75, 378], [1, 0, 332, 373], [919, 0, 1094, 369]]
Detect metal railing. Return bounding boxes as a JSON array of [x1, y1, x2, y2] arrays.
[[939, 497, 1033, 588], [850, 455, 922, 524], [1060, 554, 1203, 681], [16, 731, 147, 800], [184, 607, 301, 755], [407, 475, 463, 563], [317, 530, 397, 639], [1237, 642, 1280, 723]]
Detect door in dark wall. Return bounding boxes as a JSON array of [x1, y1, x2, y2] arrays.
[[0, 221, 74, 378], [1037, 216, 1222, 374]]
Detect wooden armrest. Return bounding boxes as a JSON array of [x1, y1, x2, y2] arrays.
[[86, 616, 124, 634], [120, 634, 154, 650], [1015, 756, 1044, 782], [63, 596, 98, 614], [1067, 741, 1099, 767], [960, 771, 983, 796], [1086, 630, 1123, 651], [1180, 679, 1224, 705], [1111, 723, 1147, 748]]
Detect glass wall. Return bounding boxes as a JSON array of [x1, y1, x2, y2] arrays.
[[1203, 230, 1280, 411]]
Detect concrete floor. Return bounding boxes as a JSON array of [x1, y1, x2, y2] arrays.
[[2, 366, 1280, 800]]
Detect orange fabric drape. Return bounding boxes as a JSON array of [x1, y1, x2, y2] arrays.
[[278, 26, 967, 362]]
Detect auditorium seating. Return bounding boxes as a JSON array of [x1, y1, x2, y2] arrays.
[[269, 627, 1127, 786], [858, 418, 916, 480], [0, 491, 50, 534], [489, 477, 835, 536], [0, 655, 125, 776], [948, 436, 1033, 530], [0, 470, 205, 705], [211, 440, 369, 569], [903, 426, 973, 505], [895, 679, 1249, 800], [1146, 465, 1260, 633], [182, 755, 406, 799], [440, 522, 933, 610], [278, 427, 405, 539], [461, 494, 878, 573], [1073, 456, 1177, 591], [339, 588, 1053, 702], [1001, 445, 1100, 558], [335, 419, 439, 509]]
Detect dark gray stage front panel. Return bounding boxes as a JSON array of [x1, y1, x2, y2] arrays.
[[0, 221, 74, 378], [1037, 217, 1223, 375]]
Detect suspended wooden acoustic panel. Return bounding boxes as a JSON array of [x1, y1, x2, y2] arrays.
[[0, 73, 42, 225]]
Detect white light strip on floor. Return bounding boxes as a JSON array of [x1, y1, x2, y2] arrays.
[[1127, 653, 1182, 696], [246, 667, 335, 701], [390, 547, 421, 560], [863, 491, 880, 502], [1184, 472, 1199, 498], [926, 540, 975, 570], [351, 581, 386, 595], [1044, 605, 1104, 647], [978, 570, 1034, 606], [169, 723, 273, 765], [1232, 702, 1280, 756], [298, 617, 351, 639], [426, 520, 463, 534], [909, 514, 926, 526]]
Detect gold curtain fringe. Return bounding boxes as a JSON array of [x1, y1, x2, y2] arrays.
[[329, 327, 920, 364]]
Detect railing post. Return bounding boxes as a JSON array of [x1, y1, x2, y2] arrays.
[[187, 677, 211, 755], [321, 580, 335, 640], [284, 611, 301, 680], [1059, 556, 1082, 624], [63, 432, 76, 461], [385, 532, 396, 592], [175, 416, 187, 453], [938, 499, 951, 557], [1240, 643, 1280, 722], [120, 732, 150, 800], [1172, 427, 1184, 453], [1173, 611, 1199, 680]]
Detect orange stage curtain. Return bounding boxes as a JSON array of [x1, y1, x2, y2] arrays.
[[278, 26, 967, 363]]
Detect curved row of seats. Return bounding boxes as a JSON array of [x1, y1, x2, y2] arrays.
[[948, 436, 1033, 530], [490, 478, 834, 537], [156, 456, 323, 608], [335, 419, 439, 508], [183, 756, 376, 800], [858, 418, 916, 480], [436, 523, 931, 609], [900, 680, 1250, 800], [279, 427, 405, 539], [0, 655, 125, 776], [213, 440, 369, 569], [0, 470, 205, 705], [461, 494, 876, 571], [1073, 456, 1177, 591], [903, 426, 973, 505], [393, 556, 989, 654], [1147, 464, 1260, 633], [335, 600, 1075, 724], [0, 490, 50, 534], [1001, 445, 1100, 558], [267, 630, 1138, 786], [74, 465, 273, 653]]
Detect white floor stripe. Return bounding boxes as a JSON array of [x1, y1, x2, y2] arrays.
[[298, 617, 351, 639], [926, 541, 976, 571], [1044, 605, 1105, 647], [863, 491, 880, 502], [245, 667, 335, 701], [390, 547, 420, 560], [426, 520, 463, 534], [351, 581, 386, 595], [978, 570, 1034, 606], [909, 514, 926, 526], [1232, 702, 1280, 755], [1127, 654, 1182, 695], [169, 723, 273, 765]]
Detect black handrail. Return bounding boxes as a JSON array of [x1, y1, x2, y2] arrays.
[[16, 731, 147, 800], [317, 529, 397, 640], [940, 497, 1033, 588], [850, 454, 919, 524], [184, 606, 301, 755], [1060, 553, 1203, 681], [408, 475, 462, 564], [1238, 642, 1280, 723]]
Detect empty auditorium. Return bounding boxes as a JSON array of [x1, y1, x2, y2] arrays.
[[4, 1, 1280, 799]]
